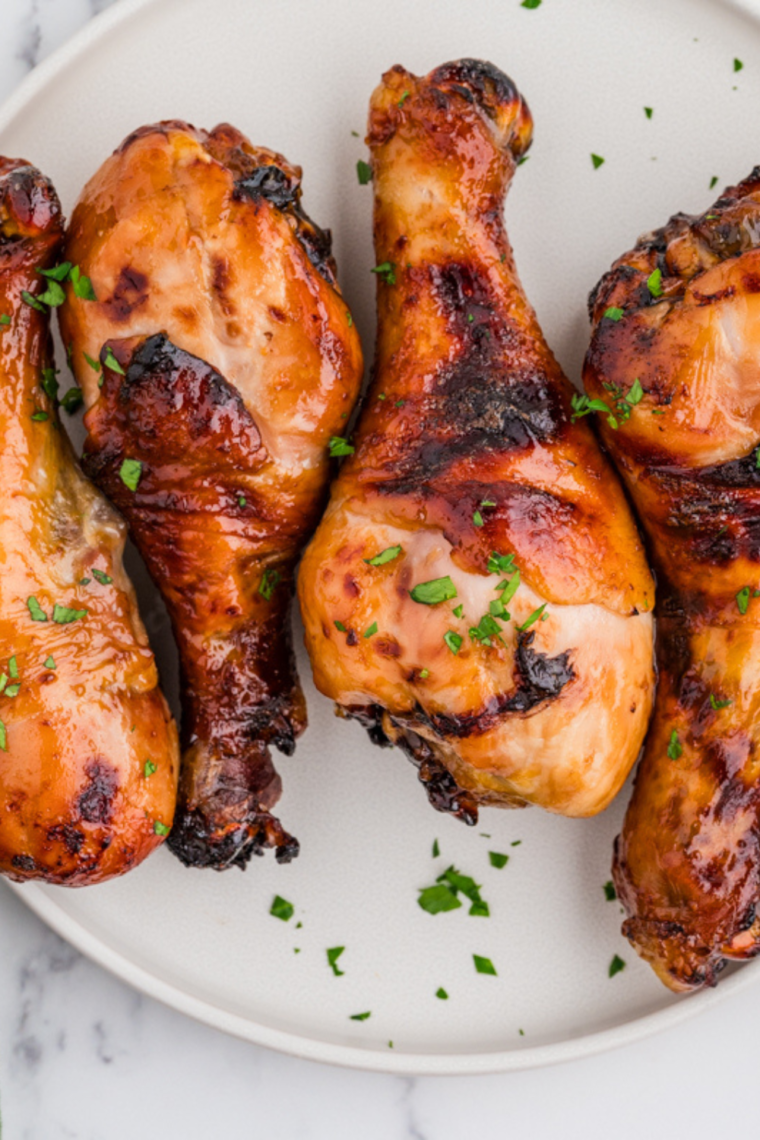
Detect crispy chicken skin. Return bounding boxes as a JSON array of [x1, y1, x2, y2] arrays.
[[298, 61, 655, 821], [58, 122, 363, 869], [585, 167, 760, 990], [0, 158, 178, 885]]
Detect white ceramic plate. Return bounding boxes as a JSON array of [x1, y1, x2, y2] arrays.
[[2, 0, 760, 1075]]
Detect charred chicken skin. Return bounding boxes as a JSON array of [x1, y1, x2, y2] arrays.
[[59, 122, 363, 870], [0, 158, 178, 885], [586, 167, 760, 990], [298, 61, 655, 822]]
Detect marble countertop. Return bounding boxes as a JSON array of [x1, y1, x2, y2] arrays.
[[0, 2, 758, 1138]]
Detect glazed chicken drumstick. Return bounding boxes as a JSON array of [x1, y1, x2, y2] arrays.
[[59, 122, 363, 869], [586, 168, 760, 990], [298, 61, 654, 821], [0, 158, 178, 884]]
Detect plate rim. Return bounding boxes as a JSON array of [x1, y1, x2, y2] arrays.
[[3, 0, 760, 1076]]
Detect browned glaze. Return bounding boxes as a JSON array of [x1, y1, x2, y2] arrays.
[[58, 123, 363, 869], [298, 61, 655, 821], [0, 158, 178, 884], [585, 167, 760, 989]]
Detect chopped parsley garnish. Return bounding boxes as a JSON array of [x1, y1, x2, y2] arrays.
[[517, 604, 547, 631], [603, 881, 617, 901], [736, 586, 751, 614], [91, 568, 112, 585], [0, 675, 9, 695], [472, 510, 484, 527], [258, 568, 281, 601], [644, 106, 653, 119], [418, 884, 462, 914], [350, 1011, 371, 1021], [79, 578, 90, 586], [0, 720, 7, 751], [489, 852, 509, 869], [103, 346, 125, 375], [488, 552, 516, 576], [709, 175, 719, 189], [43, 656, 55, 670], [469, 613, 502, 646], [31, 410, 48, 422], [734, 58, 744, 72], [0, 314, 10, 326], [481, 499, 496, 508], [667, 729, 683, 760], [521, 0, 541, 7], [5, 684, 19, 699], [329, 436, 355, 457], [26, 597, 47, 622], [334, 620, 346, 632], [21, 290, 46, 313], [144, 759, 157, 778], [37, 262, 71, 282], [432, 839, 440, 857], [453, 604, 464, 618], [68, 265, 96, 300], [443, 630, 462, 655], [153, 820, 170, 837], [511, 840, 521, 846], [356, 160, 372, 185], [270, 895, 295, 921], [710, 693, 732, 710], [8, 657, 18, 680], [119, 458, 142, 491], [398, 90, 410, 107], [37, 279, 66, 308], [473, 955, 497, 976], [41, 368, 59, 401], [83, 351, 100, 372], [419, 668, 429, 679], [370, 261, 396, 285], [326, 946, 345, 976], [571, 378, 643, 430], [52, 604, 87, 624], [410, 576, 457, 605], [346, 312, 352, 327], [365, 545, 402, 567], [590, 153, 605, 170], [603, 306, 624, 321], [395, 399, 405, 408], [497, 569, 521, 606], [364, 621, 378, 638], [60, 387, 83, 414], [238, 496, 247, 507], [436, 987, 449, 999], [647, 268, 663, 297], [609, 954, 626, 978]]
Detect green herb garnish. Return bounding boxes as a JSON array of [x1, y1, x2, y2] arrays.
[[119, 457, 142, 491], [443, 630, 462, 655], [667, 729, 683, 760], [60, 387, 84, 414], [31, 411, 48, 422], [70, 265, 96, 301], [364, 621, 378, 638], [710, 693, 732, 710], [398, 90, 411, 106], [410, 576, 457, 605], [603, 881, 617, 901], [436, 987, 449, 999], [5, 684, 20, 698], [144, 759, 157, 778], [8, 657, 18, 680], [326, 946, 345, 976], [365, 545, 402, 567], [432, 839, 440, 857], [591, 153, 605, 170], [350, 1011, 371, 1021], [647, 268, 663, 297], [609, 954, 626, 978], [258, 568, 281, 601], [41, 368, 59, 401], [329, 436, 355, 457], [153, 820, 170, 837], [43, 656, 55, 670], [370, 262, 396, 285], [270, 895, 295, 921], [418, 884, 461, 914], [83, 351, 100, 372], [26, 597, 47, 622], [472, 510, 484, 527], [0, 314, 10, 326], [487, 551, 516, 575], [334, 620, 346, 632], [21, 291, 45, 313], [517, 604, 547, 631], [52, 604, 87, 624], [603, 306, 624, 321], [734, 58, 744, 72], [356, 160, 372, 185], [0, 719, 7, 751], [644, 107, 653, 119], [473, 955, 497, 976], [489, 852, 509, 869], [36, 279, 66, 308], [91, 568, 112, 585]]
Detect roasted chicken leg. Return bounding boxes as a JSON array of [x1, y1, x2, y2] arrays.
[[0, 157, 178, 884], [59, 122, 363, 869], [586, 167, 760, 989], [298, 61, 655, 821]]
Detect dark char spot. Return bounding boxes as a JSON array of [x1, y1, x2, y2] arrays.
[[77, 760, 119, 824]]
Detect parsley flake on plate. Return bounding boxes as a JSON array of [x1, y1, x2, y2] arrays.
[[349, 1011, 371, 1021], [603, 881, 617, 902], [432, 839, 440, 858], [644, 106, 653, 119], [436, 987, 449, 999], [489, 851, 509, 869], [326, 946, 345, 976], [473, 954, 497, 976], [418, 884, 461, 914], [356, 160, 372, 185], [60, 387, 84, 414], [270, 895, 295, 922], [609, 954, 626, 978], [590, 153, 605, 170]]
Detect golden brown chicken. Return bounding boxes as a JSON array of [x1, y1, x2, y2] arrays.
[[0, 157, 178, 885], [298, 61, 655, 822], [586, 167, 760, 990], [58, 122, 363, 869]]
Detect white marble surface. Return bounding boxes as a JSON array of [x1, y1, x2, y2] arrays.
[[0, 1, 759, 1137]]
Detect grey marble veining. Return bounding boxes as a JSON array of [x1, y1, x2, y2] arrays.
[[2, 2, 760, 1138]]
